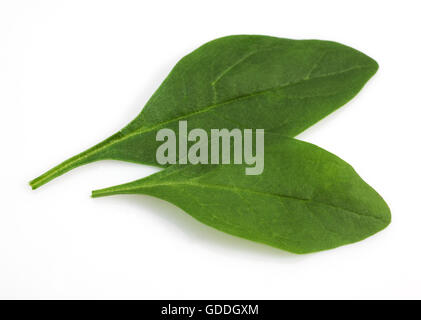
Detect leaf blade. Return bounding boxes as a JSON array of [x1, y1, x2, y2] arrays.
[[92, 136, 390, 254], [31, 35, 378, 189]]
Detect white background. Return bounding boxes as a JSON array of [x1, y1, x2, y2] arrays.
[[1, 0, 420, 299]]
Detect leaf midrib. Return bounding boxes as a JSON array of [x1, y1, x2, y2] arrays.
[[131, 64, 371, 137], [113, 178, 386, 223], [71, 64, 372, 167]]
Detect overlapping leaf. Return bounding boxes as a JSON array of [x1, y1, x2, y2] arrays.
[[30, 35, 378, 189]]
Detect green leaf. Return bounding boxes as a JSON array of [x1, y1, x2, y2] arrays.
[[92, 135, 390, 254], [30, 35, 378, 189]]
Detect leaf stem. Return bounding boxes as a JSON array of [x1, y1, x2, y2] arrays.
[[29, 151, 94, 190], [91, 187, 120, 198], [91, 179, 143, 198], [29, 133, 122, 189]]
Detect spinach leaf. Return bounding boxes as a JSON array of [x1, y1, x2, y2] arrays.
[[30, 35, 378, 189], [92, 135, 390, 254]]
